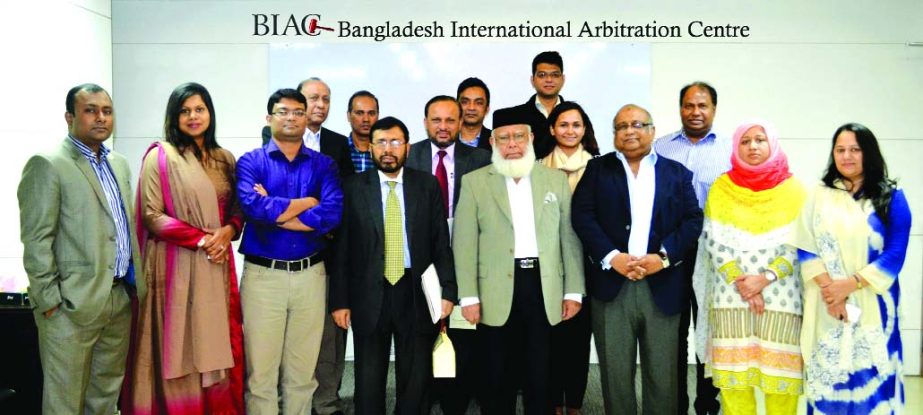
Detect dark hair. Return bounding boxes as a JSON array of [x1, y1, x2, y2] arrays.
[[679, 81, 717, 107], [66, 83, 109, 114], [267, 88, 307, 115], [424, 95, 462, 117], [548, 101, 600, 156], [296, 77, 325, 92], [456, 77, 491, 105], [532, 51, 563, 74], [164, 82, 221, 162], [822, 123, 896, 224], [348, 90, 379, 113], [370, 116, 409, 142]]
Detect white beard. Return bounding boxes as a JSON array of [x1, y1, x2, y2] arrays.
[[492, 142, 536, 178]]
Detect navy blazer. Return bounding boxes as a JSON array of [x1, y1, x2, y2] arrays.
[[571, 152, 702, 315]]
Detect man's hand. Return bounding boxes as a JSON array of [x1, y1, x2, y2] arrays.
[[43, 304, 59, 318], [441, 300, 454, 320], [462, 303, 481, 325], [561, 299, 582, 321], [332, 309, 351, 329], [254, 183, 268, 197], [610, 253, 635, 279], [735, 274, 771, 301], [626, 254, 663, 281]]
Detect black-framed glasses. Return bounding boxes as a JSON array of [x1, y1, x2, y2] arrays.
[[272, 110, 307, 118], [535, 71, 563, 79]]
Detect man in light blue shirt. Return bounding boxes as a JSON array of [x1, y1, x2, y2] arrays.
[[653, 81, 730, 415]]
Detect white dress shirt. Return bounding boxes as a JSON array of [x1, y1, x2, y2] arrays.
[[430, 142, 456, 217], [461, 174, 581, 307], [303, 127, 322, 152], [378, 169, 411, 268], [601, 150, 659, 269]]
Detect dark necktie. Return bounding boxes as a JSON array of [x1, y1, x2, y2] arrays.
[[435, 150, 449, 217]]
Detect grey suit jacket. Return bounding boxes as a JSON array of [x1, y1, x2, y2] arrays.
[[405, 140, 491, 213], [18, 138, 144, 325], [453, 163, 585, 326]]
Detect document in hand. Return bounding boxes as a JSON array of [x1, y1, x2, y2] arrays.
[[422, 264, 442, 324]]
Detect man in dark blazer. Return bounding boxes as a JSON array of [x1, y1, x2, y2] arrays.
[[571, 104, 703, 415], [260, 78, 352, 415], [406, 95, 491, 218], [456, 77, 492, 151], [330, 116, 456, 415], [405, 95, 490, 415], [503, 51, 566, 159], [261, 78, 353, 179]]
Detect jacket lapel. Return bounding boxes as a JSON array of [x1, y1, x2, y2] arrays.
[[487, 167, 514, 225], [364, 171, 384, 240], [530, 166, 545, 228], [609, 154, 631, 214], [402, 170, 418, 252], [67, 140, 113, 219]]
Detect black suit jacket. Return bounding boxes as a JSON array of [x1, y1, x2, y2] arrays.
[[503, 94, 561, 159], [330, 168, 457, 336], [405, 140, 492, 213], [571, 153, 703, 316], [261, 125, 354, 178], [460, 126, 492, 151]]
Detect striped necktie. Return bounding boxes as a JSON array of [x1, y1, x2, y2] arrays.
[[384, 181, 404, 284]]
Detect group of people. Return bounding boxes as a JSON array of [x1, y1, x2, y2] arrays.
[[18, 50, 911, 415]]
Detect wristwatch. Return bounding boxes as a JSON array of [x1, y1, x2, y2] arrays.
[[763, 270, 778, 282], [657, 251, 670, 269]]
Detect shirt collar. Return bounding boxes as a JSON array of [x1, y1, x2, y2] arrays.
[[615, 148, 658, 165], [304, 126, 322, 142], [348, 134, 370, 153], [534, 95, 562, 117], [266, 137, 311, 158], [430, 141, 455, 161], [674, 128, 718, 144], [377, 168, 405, 185], [69, 135, 110, 161]]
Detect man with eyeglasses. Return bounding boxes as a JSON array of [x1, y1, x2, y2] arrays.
[[236, 88, 344, 414], [571, 104, 702, 415], [330, 116, 456, 414], [454, 108, 585, 414], [19, 83, 142, 414], [653, 81, 729, 415], [345, 90, 380, 173], [504, 51, 566, 159]]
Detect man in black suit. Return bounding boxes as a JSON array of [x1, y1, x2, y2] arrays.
[[405, 95, 490, 415], [261, 78, 354, 179], [571, 104, 703, 415], [330, 117, 456, 415], [260, 77, 352, 415], [504, 51, 566, 159], [456, 77, 492, 151]]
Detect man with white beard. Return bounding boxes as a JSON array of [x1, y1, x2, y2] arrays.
[[452, 108, 585, 414]]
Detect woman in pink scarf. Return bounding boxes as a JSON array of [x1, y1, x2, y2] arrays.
[[122, 83, 245, 414]]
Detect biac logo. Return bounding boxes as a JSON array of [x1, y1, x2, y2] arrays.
[[253, 13, 334, 36]]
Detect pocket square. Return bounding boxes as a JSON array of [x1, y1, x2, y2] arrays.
[[543, 192, 558, 204]]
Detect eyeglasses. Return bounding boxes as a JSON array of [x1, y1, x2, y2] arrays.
[[614, 121, 653, 132], [372, 139, 406, 148], [535, 71, 563, 79], [494, 133, 529, 146], [272, 110, 307, 118]]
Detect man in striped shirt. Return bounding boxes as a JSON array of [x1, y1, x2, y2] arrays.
[[346, 90, 379, 173], [653, 81, 731, 415], [19, 83, 141, 414]]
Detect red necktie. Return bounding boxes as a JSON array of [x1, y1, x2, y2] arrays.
[[436, 150, 449, 217]]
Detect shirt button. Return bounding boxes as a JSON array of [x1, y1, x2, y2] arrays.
[[625, 225, 631, 230], [508, 273, 512, 278], [108, 264, 115, 270], [109, 236, 116, 241]]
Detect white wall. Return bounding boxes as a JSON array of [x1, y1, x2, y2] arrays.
[[107, 0, 922, 375], [0, 0, 113, 292]]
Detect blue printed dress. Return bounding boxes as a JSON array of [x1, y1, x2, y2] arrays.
[[794, 181, 912, 415]]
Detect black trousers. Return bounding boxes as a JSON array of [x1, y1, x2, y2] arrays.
[[430, 327, 481, 415], [478, 263, 551, 415], [353, 273, 435, 415], [677, 268, 720, 415], [550, 299, 591, 409]]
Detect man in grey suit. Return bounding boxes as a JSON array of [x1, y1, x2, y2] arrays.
[[453, 108, 585, 414], [18, 83, 143, 414], [406, 95, 490, 414]]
